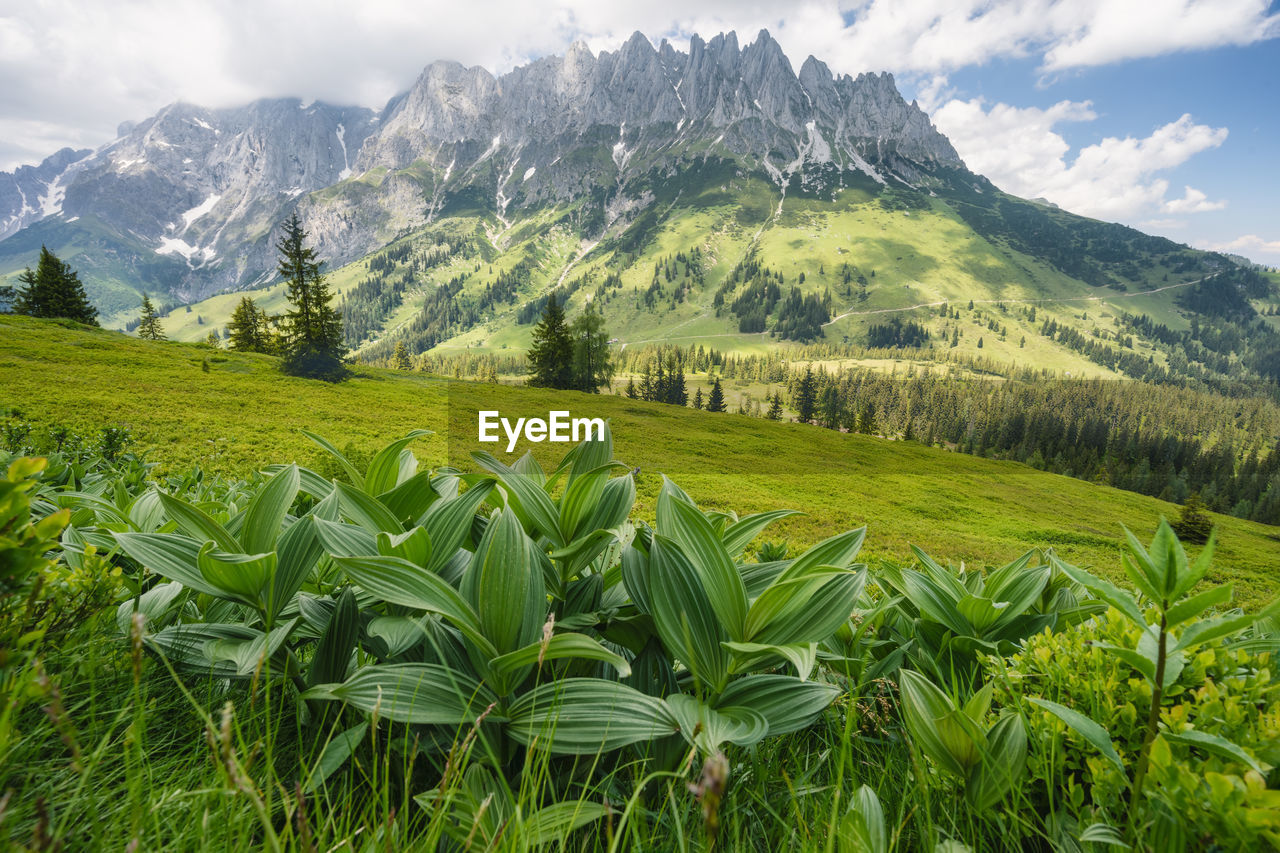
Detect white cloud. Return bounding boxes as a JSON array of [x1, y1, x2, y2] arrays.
[[1198, 234, 1280, 262], [0, 0, 1276, 170], [1163, 186, 1226, 214], [931, 98, 1228, 221]]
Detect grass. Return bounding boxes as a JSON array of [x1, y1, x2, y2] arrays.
[[3, 314, 1276, 608]]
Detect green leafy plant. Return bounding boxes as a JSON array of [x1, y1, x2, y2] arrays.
[[1035, 521, 1279, 842]]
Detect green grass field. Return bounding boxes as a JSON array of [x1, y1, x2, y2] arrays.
[[4, 314, 1276, 607]]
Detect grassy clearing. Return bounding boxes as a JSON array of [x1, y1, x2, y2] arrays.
[[3, 314, 1276, 607]]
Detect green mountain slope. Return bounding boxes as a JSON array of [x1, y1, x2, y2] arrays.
[[3, 314, 1275, 606], [101, 163, 1279, 386]]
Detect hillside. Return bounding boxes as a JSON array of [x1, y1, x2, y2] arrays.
[[3, 314, 1276, 606], [5, 31, 1277, 388]]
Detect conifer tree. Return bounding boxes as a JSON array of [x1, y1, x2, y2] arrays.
[[277, 214, 346, 380], [624, 376, 638, 398], [205, 330, 221, 347], [794, 366, 817, 423], [228, 296, 272, 353], [527, 293, 574, 388], [14, 246, 98, 325], [137, 294, 165, 340], [692, 387, 704, 410], [706, 378, 726, 412], [570, 303, 612, 392], [766, 392, 783, 420], [393, 340, 412, 370]]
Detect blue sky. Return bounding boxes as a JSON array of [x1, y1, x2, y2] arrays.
[[901, 35, 1280, 261], [1, 0, 1276, 261]]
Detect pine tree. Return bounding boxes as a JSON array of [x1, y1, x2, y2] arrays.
[[1172, 493, 1213, 544], [765, 392, 783, 420], [624, 377, 638, 398], [393, 340, 412, 370], [137, 295, 165, 340], [14, 246, 98, 325], [570, 303, 613, 392], [277, 214, 346, 381], [527, 293, 574, 388], [706, 378, 726, 413], [228, 296, 271, 353], [692, 387, 704, 410], [794, 367, 817, 423]]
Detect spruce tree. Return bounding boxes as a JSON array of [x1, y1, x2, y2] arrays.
[[624, 377, 638, 398], [692, 387, 704, 410], [393, 340, 412, 370], [794, 367, 817, 423], [205, 330, 221, 347], [14, 246, 98, 325], [706, 378, 726, 413], [137, 294, 165, 340], [527, 293, 574, 388], [570, 303, 612, 392], [277, 214, 346, 381], [766, 392, 783, 420], [228, 296, 269, 353]]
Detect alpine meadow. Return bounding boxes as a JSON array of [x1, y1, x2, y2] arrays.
[[2, 10, 1280, 853]]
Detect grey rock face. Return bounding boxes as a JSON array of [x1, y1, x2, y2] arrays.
[[0, 29, 961, 302]]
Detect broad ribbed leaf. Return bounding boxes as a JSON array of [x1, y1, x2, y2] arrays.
[[714, 674, 839, 735], [559, 465, 612, 541], [462, 508, 543, 655], [659, 494, 747, 639], [420, 481, 492, 573], [377, 470, 439, 527], [334, 481, 403, 534], [899, 670, 977, 777], [308, 588, 357, 686], [377, 526, 431, 567], [331, 554, 496, 657], [723, 641, 817, 680], [650, 535, 730, 691], [366, 616, 428, 657], [115, 580, 184, 634], [197, 543, 276, 603], [581, 475, 635, 537], [666, 694, 769, 752], [158, 492, 239, 552], [267, 515, 323, 621], [489, 632, 631, 678], [507, 679, 677, 754], [364, 430, 433, 495], [307, 663, 498, 725], [301, 430, 363, 486], [966, 713, 1026, 810], [748, 569, 864, 645], [899, 570, 971, 635], [240, 464, 299, 554], [127, 489, 166, 533], [114, 532, 223, 596], [839, 785, 888, 853], [313, 518, 378, 557], [1027, 697, 1125, 773], [620, 544, 652, 615], [1173, 600, 1279, 652], [781, 528, 867, 582], [472, 452, 564, 546], [722, 510, 801, 559], [523, 802, 610, 847]]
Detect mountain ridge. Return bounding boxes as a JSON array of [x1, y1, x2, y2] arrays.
[[0, 29, 958, 309]]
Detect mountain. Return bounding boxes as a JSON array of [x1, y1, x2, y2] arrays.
[[0, 30, 954, 306], [2, 29, 1274, 386]]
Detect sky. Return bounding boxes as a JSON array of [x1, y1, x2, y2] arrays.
[[1, 0, 1277, 263]]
